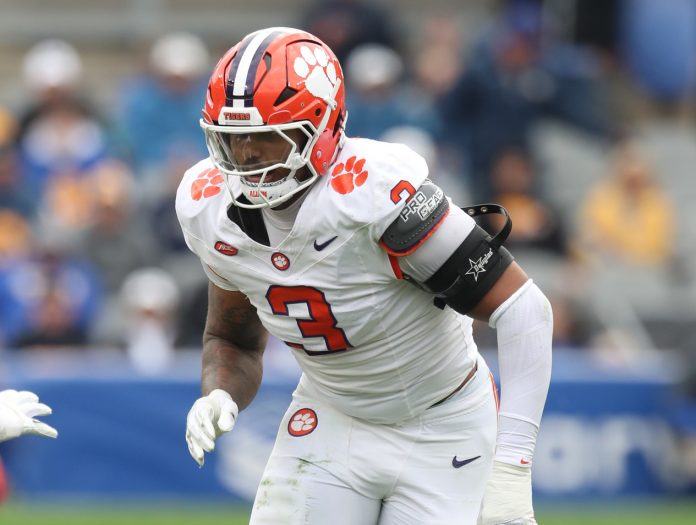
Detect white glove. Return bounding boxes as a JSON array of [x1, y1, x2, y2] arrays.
[[0, 389, 58, 442], [185, 389, 238, 467], [478, 461, 537, 525]]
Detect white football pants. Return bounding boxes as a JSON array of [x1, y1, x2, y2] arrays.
[[249, 358, 498, 525]]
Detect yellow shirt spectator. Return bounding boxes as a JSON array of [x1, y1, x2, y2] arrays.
[[579, 143, 674, 266]]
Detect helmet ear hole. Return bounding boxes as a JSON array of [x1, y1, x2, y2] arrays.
[[311, 129, 338, 176]]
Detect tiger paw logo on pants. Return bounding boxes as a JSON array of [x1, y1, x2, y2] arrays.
[[287, 408, 318, 437], [330, 156, 368, 194]]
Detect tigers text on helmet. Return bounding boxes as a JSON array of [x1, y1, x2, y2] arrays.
[[201, 27, 347, 208]]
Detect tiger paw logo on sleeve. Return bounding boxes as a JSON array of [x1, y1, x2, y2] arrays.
[[190, 167, 224, 201], [330, 156, 368, 194]]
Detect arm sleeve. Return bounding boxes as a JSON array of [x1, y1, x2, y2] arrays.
[[489, 280, 553, 466]]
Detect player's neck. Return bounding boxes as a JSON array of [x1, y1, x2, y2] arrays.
[[263, 188, 308, 225]]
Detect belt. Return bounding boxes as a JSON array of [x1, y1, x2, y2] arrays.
[[429, 361, 479, 409]]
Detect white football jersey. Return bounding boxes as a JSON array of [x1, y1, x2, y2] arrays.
[[176, 137, 480, 424]]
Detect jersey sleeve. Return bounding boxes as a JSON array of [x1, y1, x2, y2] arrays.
[[202, 262, 239, 291], [359, 140, 431, 242], [179, 226, 240, 292], [176, 158, 239, 291]]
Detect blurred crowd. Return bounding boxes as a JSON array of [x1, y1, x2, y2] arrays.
[[0, 0, 695, 379]]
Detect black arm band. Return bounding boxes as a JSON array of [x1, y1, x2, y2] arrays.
[[424, 204, 514, 315]]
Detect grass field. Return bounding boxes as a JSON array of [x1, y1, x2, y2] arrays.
[[1, 500, 695, 524]]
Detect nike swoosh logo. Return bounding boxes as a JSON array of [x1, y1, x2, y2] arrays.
[[452, 455, 481, 468], [313, 236, 338, 251]]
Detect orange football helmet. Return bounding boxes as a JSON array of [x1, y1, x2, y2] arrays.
[[201, 27, 347, 208]]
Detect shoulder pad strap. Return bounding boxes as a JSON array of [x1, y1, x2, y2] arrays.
[[381, 179, 449, 255]]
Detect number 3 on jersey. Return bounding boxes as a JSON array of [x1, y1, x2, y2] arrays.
[[266, 285, 352, 355]]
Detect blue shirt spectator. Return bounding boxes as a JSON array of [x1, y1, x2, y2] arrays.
[[117, 33, 210, 179]]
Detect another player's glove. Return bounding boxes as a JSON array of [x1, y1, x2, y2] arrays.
[[185, 389, 238, 467], [478, 460, 537, 525], [0, 389, 58, 442]]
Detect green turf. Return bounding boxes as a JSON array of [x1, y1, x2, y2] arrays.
[[1, 500, 695, 524], [536, 500, 696, 525], [0, 503, 251, 525]]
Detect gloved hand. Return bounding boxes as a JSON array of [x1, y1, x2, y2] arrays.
[[0, 389, 58, 442], [185, 389, 238, 467], [478, 460, 537, 525]]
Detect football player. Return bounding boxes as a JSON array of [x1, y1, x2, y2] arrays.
[[0, 389, 57, 442], [179, 27, 552, 525]]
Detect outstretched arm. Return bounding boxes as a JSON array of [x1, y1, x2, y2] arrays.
[[186, 282, 268, 467]]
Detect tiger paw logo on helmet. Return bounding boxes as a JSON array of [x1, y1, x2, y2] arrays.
[[293, 46, 337, 100], [191, 167, 224, 201], [330, 156, 368, 194]]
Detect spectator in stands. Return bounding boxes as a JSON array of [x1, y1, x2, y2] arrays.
[[147, 156, 198, 257], [578, 141, 675, 267], [116, 32, 209, 187], [173, 279, 208, 349], [0, 210, 33, 348], [119, 267, 181, 375], [0, 107, 14, 145], [76, 160, 157, 293], [14, 40, 110, 200], [344, 45, 406, 139], [438, 0, 615, 201], [13, 286, 89, 349], [547, 292, 596, 351], [485, 147, 568, 257], [38, 170, 95, 244], [2, 227, 102, 350], [0, 119, 36, 219], [301, 0, 398, 63], [405, 15, 462, 144], [411, 15, 464, 102]]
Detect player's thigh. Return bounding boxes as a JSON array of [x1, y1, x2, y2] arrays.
[[250, 396, 380, 524], [250, 453, 381, 525], [379, 370, 499, 525]]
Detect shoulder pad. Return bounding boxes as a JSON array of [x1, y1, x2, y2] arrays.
[[381, 179, 449, 255]]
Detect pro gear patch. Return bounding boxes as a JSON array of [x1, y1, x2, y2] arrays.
[[381, 179, 449, 255]]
